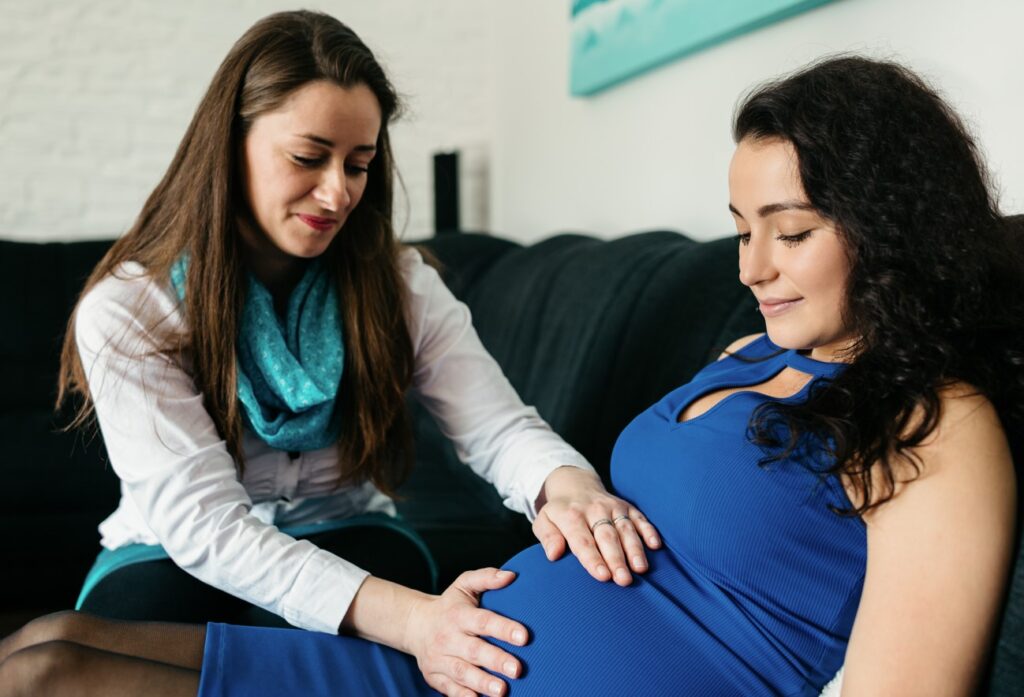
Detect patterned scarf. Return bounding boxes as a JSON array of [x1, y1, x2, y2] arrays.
[[170, 256, 343, 451]]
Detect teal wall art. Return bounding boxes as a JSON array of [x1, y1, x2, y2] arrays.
[[570, 0, 840, 96]]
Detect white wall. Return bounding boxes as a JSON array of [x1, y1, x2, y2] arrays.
[[491, 0, 1024, 242], [4, 1, 1022, 245], [0, 0, 494, 241]]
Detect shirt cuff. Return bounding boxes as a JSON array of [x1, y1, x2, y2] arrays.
[[279, 549, 370, 634]]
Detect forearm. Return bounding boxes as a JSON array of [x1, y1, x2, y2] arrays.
[[339, 576, 431, 653]]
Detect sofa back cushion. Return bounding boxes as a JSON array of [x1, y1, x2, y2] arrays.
[[0, 239, 118, 610]]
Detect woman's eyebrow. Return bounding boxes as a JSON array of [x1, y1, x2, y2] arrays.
[[728, 201, 814, 219], [294, 133, 376, 152]]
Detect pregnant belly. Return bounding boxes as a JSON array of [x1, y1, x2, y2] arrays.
[[478, 544, 767, 696]]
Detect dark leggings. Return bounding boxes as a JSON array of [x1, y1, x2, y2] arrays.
[[78, 525, 435, 627]]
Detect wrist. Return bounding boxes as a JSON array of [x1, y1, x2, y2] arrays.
[[539, 465, 603, 505], [399, 590, 432, 656], [341, 576, 432, 655]]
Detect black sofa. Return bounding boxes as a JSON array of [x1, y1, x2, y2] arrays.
[[2, 226, 1021, 694]]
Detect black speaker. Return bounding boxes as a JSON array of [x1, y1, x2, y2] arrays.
[[433, 151, 460, 234]]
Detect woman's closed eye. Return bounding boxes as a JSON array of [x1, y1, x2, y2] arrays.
[[736, 230, 813, 247], [292, 154, 326, 168], [777, 230, 812, 247], [291, 155, 370, 175]]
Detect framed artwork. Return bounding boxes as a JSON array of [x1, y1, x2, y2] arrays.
[[570, 0, 840, 96]]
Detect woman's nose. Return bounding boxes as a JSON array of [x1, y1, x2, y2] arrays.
[[738, 236, 776, 287], [314, 166, 351, 212]]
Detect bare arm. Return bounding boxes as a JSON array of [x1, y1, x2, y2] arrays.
[[841, 389, 1016, 696]]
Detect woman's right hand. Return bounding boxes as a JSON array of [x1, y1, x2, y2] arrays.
[[405, 567, 527, 697]]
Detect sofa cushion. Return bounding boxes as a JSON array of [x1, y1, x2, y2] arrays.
[[398, 231, 764, 582]]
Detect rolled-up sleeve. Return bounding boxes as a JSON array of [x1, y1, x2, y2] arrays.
[[77, 271, 365, 634], [402, 250, 596, 519]]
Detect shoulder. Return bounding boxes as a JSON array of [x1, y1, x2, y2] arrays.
[[909, 383, 1013, 487], [396, 245, 457, 315], [76, 261, 183, 352], [397, 245, 442, 296], [866, 383, 1013, 512], [717, 333, 766, 360], [859, 384, 1015, 541]]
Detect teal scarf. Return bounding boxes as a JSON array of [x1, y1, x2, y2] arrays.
[[170, 256, 343, 451]]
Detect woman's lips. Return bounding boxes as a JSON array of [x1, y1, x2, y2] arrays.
[[297, 214, 337, 232], [758, 298, 804, 317]]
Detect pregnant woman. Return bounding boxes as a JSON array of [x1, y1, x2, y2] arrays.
[[0, 55, 1019, 697]]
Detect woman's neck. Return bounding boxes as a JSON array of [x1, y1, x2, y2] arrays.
[[238, 221, 308, 308]]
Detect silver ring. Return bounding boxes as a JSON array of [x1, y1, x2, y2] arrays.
[[589, 518, 614, 533], [613, 515, 631, 524]]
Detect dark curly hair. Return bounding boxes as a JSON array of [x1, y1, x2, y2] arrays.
[[732, 55, 1024, 515]]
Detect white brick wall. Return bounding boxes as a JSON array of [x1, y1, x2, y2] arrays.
[[0, 0, 496, 242]]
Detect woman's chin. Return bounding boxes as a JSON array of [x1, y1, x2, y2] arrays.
[[283, 234, 335, 259]]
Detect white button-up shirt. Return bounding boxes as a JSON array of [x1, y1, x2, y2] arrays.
[[76, 248, 594, 634]]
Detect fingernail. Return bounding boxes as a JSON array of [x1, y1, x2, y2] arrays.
[[512, 629, 526, 644], [597, 564, 610, 578], [504, 660, 518, 677], [490, 680, 503, 695], [649, 536, 659, 547], [615, 567, 631, 583], [633, 556, 646, 569]]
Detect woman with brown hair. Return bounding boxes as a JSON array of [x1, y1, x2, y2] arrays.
[[37, 9, 659, 695]]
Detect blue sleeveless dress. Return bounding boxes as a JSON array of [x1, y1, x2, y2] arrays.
[[197, 336, 866, 697]]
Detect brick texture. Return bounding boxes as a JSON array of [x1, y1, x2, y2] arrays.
[[0, 0, 495, 241]]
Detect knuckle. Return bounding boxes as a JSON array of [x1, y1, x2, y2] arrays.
[[475, 611, 493, 634], [450, 658, 468, 680]]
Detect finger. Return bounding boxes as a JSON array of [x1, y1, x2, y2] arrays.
[[543, 507, 612, 581], [460, 606, 528, 647], [548, 511, 610, 581], [550, 517, 609, 582], [532, 512, 567, 561], [612, 510, 649, 573], [427, 671, 480, 697], [446, 657, 509, 697], [629, 507, 662, 549], [588, 513, 632, 586], [454, 568, 518, 597], [456, 634, 522, 680]]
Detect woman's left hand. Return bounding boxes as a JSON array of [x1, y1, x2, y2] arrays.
[[533, 466, 661, 586]]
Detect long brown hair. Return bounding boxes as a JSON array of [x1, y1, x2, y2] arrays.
[[57, 10, 415, 495]]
